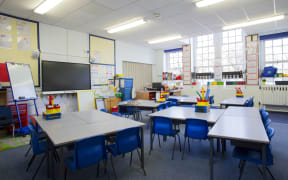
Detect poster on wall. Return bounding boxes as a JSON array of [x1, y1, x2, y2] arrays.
[[17, 36, 31, 51], [0, 15, 11, 32], [91, 64, 115, 86], [0, 33, 12, 48], [16, 20, 31, 35], [246, 34, 259, 85], [182, 45, 191, 85]]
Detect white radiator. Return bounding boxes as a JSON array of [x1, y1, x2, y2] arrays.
[[260, 85, 288, 106]]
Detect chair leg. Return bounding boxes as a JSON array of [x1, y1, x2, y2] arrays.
[[32, 155, 46, 180], [64, 166, 68, 180], [110, 154, 117, 178], [26, 154, 36, 172], [104, 159, 107, 175], [266, 167, 275, 180], [25, 145, 32, 157], [157, 134, 161, 148], [149, 134, 155, 155], [172, 136, 176, 160], [97, 163, 100, 177], [12, 124, 15, 137], [188, 138, 191, 152], [238, 160, 246, 180], [130, 151, 133, 166], [177, 134, 181, 152], [182, 137, 187, 160]]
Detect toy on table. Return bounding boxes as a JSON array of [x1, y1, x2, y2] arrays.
[[156, 91, 169, 102], [235, 87, 244, 98], [195, 87, 210, 113], [43, 96, 61, 120]]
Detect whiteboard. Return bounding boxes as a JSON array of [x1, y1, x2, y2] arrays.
[[6, 62, 37, 100], [77, 90, 96, 112]]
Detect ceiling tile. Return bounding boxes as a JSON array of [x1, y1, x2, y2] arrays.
[[92, 0, 138, 10]]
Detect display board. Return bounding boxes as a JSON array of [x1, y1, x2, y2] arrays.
[[0, 14, 39, 86], [6, 62, 37, 100], [77, 90, 95, 112], [246, 34, 259, 85], [90, 64, 115, 86], [182, 45, 191, 85], [89, 35, 115, 65]]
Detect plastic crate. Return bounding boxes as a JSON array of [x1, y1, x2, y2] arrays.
[[8, 104, 28, 132]]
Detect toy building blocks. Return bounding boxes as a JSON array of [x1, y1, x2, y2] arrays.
[[195, 87, 210, 113], [235, 87, 244, 98], [43, 96, 61, 120]]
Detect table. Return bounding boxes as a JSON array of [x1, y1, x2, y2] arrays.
[[220, 97, 249, 108], [148, 107, 225, 152], [169, 96, 197, 105], [208, 107, 270, 180], [35, 110, 146, 179], [119, 100, 167, 120]]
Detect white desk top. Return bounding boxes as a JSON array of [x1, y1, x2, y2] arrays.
[[220, 97, 249, 106], [169, 96, 197, 103], [208, 107, 269, 144], [119, 100, 165, 108], [148, 106, 225, 124], [35, 111, 145, 146]]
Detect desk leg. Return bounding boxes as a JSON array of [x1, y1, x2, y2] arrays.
[[209, 138, 214, 180], [262, 144, 267, 180], [149, 117, 153, 154], [140, 127, 147, 176], [60, 147, 64, 179], [46, 139, 50, 178]]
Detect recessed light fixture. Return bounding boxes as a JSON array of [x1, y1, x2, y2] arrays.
[[148, 35, 182, 44], [34, 0, 63, 14], [223, 15, 285, 30], [107, 19, 146, 34], [196, 0, 225, 8]]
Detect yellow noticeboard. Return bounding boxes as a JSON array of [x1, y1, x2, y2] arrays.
[[0, 14, 39, 86], [89, 35, 115, 65]]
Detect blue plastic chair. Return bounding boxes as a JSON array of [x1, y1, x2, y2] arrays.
[[232, 127, 275, 180], [112, 112, 121, 116], [107, 127, 145, 176], [0, 106, 15, 136], [182, 119, 208, 159], [167, 98, 178, 107], [26, 125, 47, 180], [165, 101, 171, 109], [181, 95, 189, 97], [247, 96, 254, 107], [157, 103, 165, 111], [150, 116, 181, 160], [209, 96, 214, 105], [64, 135, 107, 179], [100, 108, 108, 113]]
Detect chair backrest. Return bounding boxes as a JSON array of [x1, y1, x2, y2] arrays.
[[74, 135, 107, 169], [248, 96, 254, 107], [115, 127, 141, 154], [261, 111, 269, 122], [100, 109, 108, 113], [266, 127, 275, 141], [209, 96, 214, 105], [157, 103, 165, 111], [152, 116, 174, 136], [260, 107, 266, 114], [0, 106, 13, 124], [112, 112, 121, 116], [185, 119, 208, 139], [28, 125, 46, 155], [165, 101, 171, 108], [167, 98, 178, 106]]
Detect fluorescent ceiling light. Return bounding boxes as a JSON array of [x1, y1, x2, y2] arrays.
[[148, 35, 182, 44], [196, 0, 225, 8], [223, 15, 285, 30], [34, 0, 63, 14], [107, 19, 146, 33]]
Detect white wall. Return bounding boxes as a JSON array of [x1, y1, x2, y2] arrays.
[[152, 50, 164, 82], [115, 41, 155, 74]]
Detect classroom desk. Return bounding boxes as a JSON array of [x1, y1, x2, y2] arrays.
[[119, 100, 167, 120], [35, 111, 146, 179], [148, 107, 225, 153], [169, 96, 197, 105], [219, 97, 249, 108], [208, 107, 270, 180]]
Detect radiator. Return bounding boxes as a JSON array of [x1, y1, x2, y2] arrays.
[[260, 85, 288, 106]]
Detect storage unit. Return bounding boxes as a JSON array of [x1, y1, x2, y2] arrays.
[[119, 78, 133, 101]]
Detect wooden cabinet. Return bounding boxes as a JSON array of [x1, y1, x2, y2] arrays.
[[104, 97, 122, 113], [0, 89, 7, 106], [136, 91, 152, 100]]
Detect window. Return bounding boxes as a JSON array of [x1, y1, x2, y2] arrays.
[[221, 29, 244, 72], [195, 34, 214, 73], [264, 38, 288, 74], [166, 51, 183, 73]]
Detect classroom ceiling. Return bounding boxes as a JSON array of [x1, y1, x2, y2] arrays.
[[0, 0, 288, 50]]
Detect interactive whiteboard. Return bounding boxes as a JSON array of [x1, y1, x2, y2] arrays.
[[6, 62, 37, 100]]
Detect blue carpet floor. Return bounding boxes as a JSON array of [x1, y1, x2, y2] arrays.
[[0, 111, 287, 180]]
